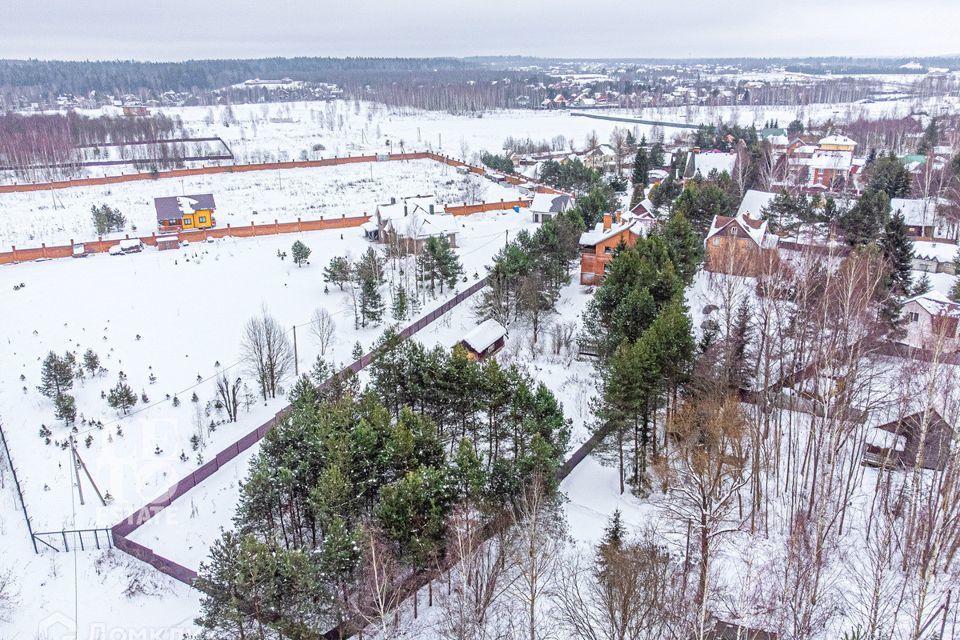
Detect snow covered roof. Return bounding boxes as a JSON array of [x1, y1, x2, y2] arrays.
[[766, 134, 790, 147], [737, 190, 778, 218], [808, 150, 853, 170], [906, 291, 960, 318], [154, 194, 216, 221], [629, 199, 656, 217], [384, 211, 458, 240], [913, 241, 958, 263], [818, 134, 858, 148], [706, 211, 778, 249], [461, 319, 507, 353], [579, 217, 639, 246], [377, 195, 444, 221], [692, 151, 736, 177], [891, 197, 944, 228], [530, 192, 573, 214]]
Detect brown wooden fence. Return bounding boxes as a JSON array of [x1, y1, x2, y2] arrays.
[[110, 276, 492, 585]]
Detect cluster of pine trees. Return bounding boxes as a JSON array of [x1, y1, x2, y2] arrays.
[[196, 336, 568, 637], [584, 212, 703, 493], [478, 211, 584, 343]]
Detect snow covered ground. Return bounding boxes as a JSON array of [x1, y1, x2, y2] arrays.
[[0, 157, 517, 248], [0, 208, 540, 638], [0, 210, 536, 532]]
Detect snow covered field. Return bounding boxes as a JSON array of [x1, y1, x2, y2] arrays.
[[0, 210, 536, 532], [0, 157, 518, 248]]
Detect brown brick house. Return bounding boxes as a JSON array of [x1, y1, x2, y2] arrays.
[[578, 210, 655, 285]]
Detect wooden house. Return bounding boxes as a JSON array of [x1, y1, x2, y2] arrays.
[[704, 212, 779, 277], [458, 319, 507, 361], [863, 409, 954, 471], [578, 211, 649, 285], [900, 291, 960, 352], [154, 194, 217, 232], [912, 241, 958, 274], [530, 192, 574, 223]]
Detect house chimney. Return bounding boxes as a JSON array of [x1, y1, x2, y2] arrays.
[[391, 197, 396, 205], [603, 212, 612, 231], [429, 204, 434, 214]]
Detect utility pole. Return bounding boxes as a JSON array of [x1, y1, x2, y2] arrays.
[[292, 325, 299, 376], [69, 435, 85, 506]]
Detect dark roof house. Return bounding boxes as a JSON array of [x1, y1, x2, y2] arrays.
[[154, 194, 217, 223]]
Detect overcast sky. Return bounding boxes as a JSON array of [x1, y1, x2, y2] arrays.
[[4, 0, 958, 61]]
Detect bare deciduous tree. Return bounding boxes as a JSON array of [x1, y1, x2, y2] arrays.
[[310, 307, 336, 357], [554, 524, 673, 640], [241, 308, 294, 401], [506, 475, 563, 640], [215, 373, 241, 423]]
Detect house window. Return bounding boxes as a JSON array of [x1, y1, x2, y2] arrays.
[[909, 312, 919, 323], [712, 238, 720, 246], [199, 216, 207, 224], [604, 246, 612, 254]]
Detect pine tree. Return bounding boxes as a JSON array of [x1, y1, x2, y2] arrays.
[[54, 393, 77, 425], [82, 349, 100, 377], [107, 378, 137, 415], [291, 240, 312, 267], [38, 351, 74, 399], [323, 256, 353, 290]]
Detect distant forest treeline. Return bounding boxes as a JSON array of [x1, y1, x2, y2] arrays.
[[0, 57, 555, 113], [0, 57, 475, 95]]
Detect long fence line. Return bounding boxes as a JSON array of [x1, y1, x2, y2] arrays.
[[0, 420, 39, 553], [0, 147, 539, 266], [110, 276, 492, 585], [0, 198, 531, 266], [0, 137, 235, 173], [0, 150, 542, 194]]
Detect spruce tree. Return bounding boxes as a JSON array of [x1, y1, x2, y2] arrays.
[[359, 278, 385, 326], [951, 251, 960, 301], [392, 285, 408, 321], [631, 146, 650, 191], [879, 212, 914, 297], [912, 272, 932, 297]]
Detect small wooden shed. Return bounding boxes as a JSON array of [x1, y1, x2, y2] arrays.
[[863, 409, 954, 471], [458, 319, 507, 361]]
